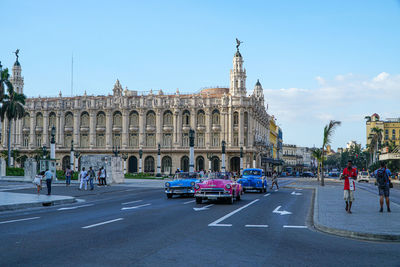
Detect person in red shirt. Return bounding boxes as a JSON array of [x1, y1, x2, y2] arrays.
[[341, 160, 357, 214]]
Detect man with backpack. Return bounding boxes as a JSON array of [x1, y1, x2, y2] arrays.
[[374, 162, 391, 213], [341, 160, 357, 214]]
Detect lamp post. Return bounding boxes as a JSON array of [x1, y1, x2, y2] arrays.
[[112, 145, 120, 157], [240, 147, 243, 175], [70, 140, 74, 171], [121, 153, 128, 174], [206, 152, 213, 172], [189, 129, 195, 173], [42, 145, 47, 159], [50, 126, 56, 160], [156, 143, 161, 177], [74, 151, 80, 172], [139, 148, 143, 173], [253, 153, 256, 168], [221, 140, 226, 173]]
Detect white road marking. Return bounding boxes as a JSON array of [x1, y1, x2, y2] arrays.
[[0, 217, 40, 225], [264, 193, 271, 197], [272, 206, 292, 215], [82, 218, 124, 229], [283, 225, 307, 229], [193, 204, 214, 211], [184, 200, 196, 204], [57, 204, 94, 211], [296, 188, 303, 191], [291, 191, 302, 196], [245, 225, 269, 228], [274, 190, 278, 192], [121, 200, 143, 205], [121, 203, 151, 210], [208, 199, 259, 227], [76, 199, 86, 203]]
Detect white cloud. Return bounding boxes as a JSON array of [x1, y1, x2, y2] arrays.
[[373, 72, 389, 82]]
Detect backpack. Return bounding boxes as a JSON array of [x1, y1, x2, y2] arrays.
[[376, 168, 388, 188]]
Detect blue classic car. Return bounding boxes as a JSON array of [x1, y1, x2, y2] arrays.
[[165, 172, 201, 198], [237, 168, 267, 193]]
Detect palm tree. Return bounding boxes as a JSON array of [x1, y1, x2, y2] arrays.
[[369, 127, 383, 163], [311, 148, 323, 181], [364, 116, 371, 123], [0, 65, 12, 101], [321, 120, 341, 186], [0, 86, 26, 166]]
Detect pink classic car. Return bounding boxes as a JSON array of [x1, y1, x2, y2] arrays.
[[194, 172, 243, 204]]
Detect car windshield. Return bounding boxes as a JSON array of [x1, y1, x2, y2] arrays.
[[243, 170, 261, 176], [206, 172, 231, 180], [174, 173, 198, 179], [361, 172, 369, 176]]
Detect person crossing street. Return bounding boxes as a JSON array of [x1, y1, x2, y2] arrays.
[[79, 167, 88, 191]]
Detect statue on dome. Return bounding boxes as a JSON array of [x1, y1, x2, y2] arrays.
[[14, 49, 20, 61], [235, 38, 243, 50]]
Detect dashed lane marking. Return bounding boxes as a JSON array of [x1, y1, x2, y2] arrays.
[[264, 193, 271, 197], [283, 225, 307, 229], [245, 225, 269, 228], [58, 204, 94, 211], [122, 200, 143, 205], [0, 217, 40, 224], [208, 199, 260, 227], [82, 218, 124, 229], [121, 203, 151, 210], [193, 204, 214, 211], [184, 200, 196, 204]]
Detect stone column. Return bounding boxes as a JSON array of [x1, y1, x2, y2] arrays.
[[89, 110, 96, 148], [106, 110, 112, 148], [43, 111, 49, 147], [59, 112, 64, 147], [205, 109, 211, 148], [176, 111, 182, 147], [29, 115, 36, 148], [173, 110, 178, 144], [228, 107, 233, 146], [156, 110, 162, 147], [239, 109, 244, 147], [73, 111, 79, 147], [56, 112, 60, 145], [122, 109, 129, 148], [138, 110, 145, 147]]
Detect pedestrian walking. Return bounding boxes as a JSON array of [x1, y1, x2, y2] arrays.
[[99, 166, 107, 186], [44, 169, 54, 195], [374, 161, 392, 212], [88, 167, 95, 190], [65, 167, 72, 186], [79, 167, 88, 190], [341, 160, 357, 214], [270, 170, 279, 190], [33, 171, 44, 195]]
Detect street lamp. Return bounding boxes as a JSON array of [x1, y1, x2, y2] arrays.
[[139, 148, 143, 173], [122, 153, 128, 174], [221, 140, 226, 173], [42, 145, 47, 159], [74, 151, 80, 172], [207, 152, 213, 172], [70, 140, 74, 171], [112, 145, 120, 157], [240, 147, 243, 175], [189, 129, 195, 173], [50, 126, 56, 160], [156, 143, 161, 177]]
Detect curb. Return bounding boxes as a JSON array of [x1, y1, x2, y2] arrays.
[[0, 197, 76, 212], [312, 186, 400, 242]]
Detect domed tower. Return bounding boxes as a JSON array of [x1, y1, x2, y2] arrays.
[[229, 41, 247, 97], [10, 55, 24, 94], [113, 79, 123, 96], [253, 79, 264, 104]]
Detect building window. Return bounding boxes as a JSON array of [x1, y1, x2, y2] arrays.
[[65, 113, 73, 128], [113, 133, 121, 147], [81, 112, 89, 127], [36, 113, 43, 127], [146, 133, 155, 147], [146, 111, 156, 126], [212, 133, 220, 147], [130, 112, 139, 126], [233, 112, 239, 126], [163, 111, 173, 126], [113, 112, 122, 127], [129, 133, 138, 147], [97, 112, 106, 127], [49, 113, 56, 128], [23, 114, 30, 128], [36, 134, 42, 147], [244, 134, 248, 146], [182, 110, 190, 126], [233, 133, 239, 147], [197, 133, 205, 147], [23, 134, 29, 147], [80, 134, 89, 148], [163, 133, 172, 147], [197, 110, 205, 125], [96, 134, 105, 147], [182, 133, 189, 147], [65, 134, 72, 148], [212, 110, 220, 125]]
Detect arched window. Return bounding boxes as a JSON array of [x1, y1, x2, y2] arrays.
[[49, 112, 56, 128], [96, 112, 106, 127], [113, 111, 122, 127], [196, 156, 205, 172], [36, 113, 43, 127], [233, 112, 239, 126], [244, 112, 248, 127], [162, 156, 172, 174], [182, 110, 190, 126], [212, 109, 220, 125], [197, 110, 205, 125], [65, 112, 73, 128], [23, 113, 30, 127], [80, 112, 89, 127], [146, 111, 156, 126], [181, 156, 189, 172], [163, 110, 173, 126], [129, 111, 138, 126], [144, 156, 155, 173]]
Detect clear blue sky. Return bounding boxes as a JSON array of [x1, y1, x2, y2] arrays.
[[2, 0, 400, 149]]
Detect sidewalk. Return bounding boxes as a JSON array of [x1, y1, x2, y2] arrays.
[[313, 185, 400, 241], [0, 192, 75, 211]]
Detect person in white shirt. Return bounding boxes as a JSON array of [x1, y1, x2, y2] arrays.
[[99, 167, 107, 186], [79, 167, 88, 190]]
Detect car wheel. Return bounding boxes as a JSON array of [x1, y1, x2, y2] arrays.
[[243, 188, 246, 193], [236, 191, 241, 201], [263, 187, 267, 193], [167, 193, 173, 199], [196, 197, 202, 204]]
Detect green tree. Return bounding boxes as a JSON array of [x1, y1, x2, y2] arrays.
[[0, 86, 26, 166], [312, 148, 323, 181], [368, 127, 383, 163], [321, 120, 341, 186], [0, 64, 12, 100]]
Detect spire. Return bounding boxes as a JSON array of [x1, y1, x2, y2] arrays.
[[253, 79, 264, 104], [230, 40, 247, 97], [113, 79, 123, 96], [11, 49, 24, 94]]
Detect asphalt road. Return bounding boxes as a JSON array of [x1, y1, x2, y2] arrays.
[[1, 179, 400, 267]]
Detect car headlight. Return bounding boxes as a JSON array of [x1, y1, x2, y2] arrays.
[[226, 184, 231, 189], [191, 182, 195, 186], [165, 182, 170, 187], [195, 184, 200, 190]]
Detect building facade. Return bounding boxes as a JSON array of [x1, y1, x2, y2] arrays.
[[2, 46, 272, 174], [366, 113, 400, 147]]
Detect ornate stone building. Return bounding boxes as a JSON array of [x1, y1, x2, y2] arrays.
[[2, 46, 271, 174]]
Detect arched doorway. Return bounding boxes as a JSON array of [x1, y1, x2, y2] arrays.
[[128, 156, 138, 173], [144, 156, 155, 173], [196, 156, 204, 172], [162, 156, 172, 175], [62, 156, 70, 170], [181, 156, 189, 172], [230, 157, 240, 174], [211, 156, 220, 172]]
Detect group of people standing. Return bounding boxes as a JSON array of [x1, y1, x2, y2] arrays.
[[341, 160, 392, 214], [78, 166, 107, 191], [33, 169, 54, 196]]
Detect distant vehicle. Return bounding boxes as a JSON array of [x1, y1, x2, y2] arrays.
[[237, 168, 267, 193], [281, 172, 287, 177], [164, 172, 201, 198], [329, 172, 340, 177], [357, 171, 370, 183], [302, 172, 314, 177]]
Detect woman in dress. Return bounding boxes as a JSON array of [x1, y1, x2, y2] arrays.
[[34, 171, 45, 195]]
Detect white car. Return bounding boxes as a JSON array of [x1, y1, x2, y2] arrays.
[[357, 171, 370, 183]]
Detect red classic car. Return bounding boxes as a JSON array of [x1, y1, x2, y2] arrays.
[[194, 172, 243, 204]]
